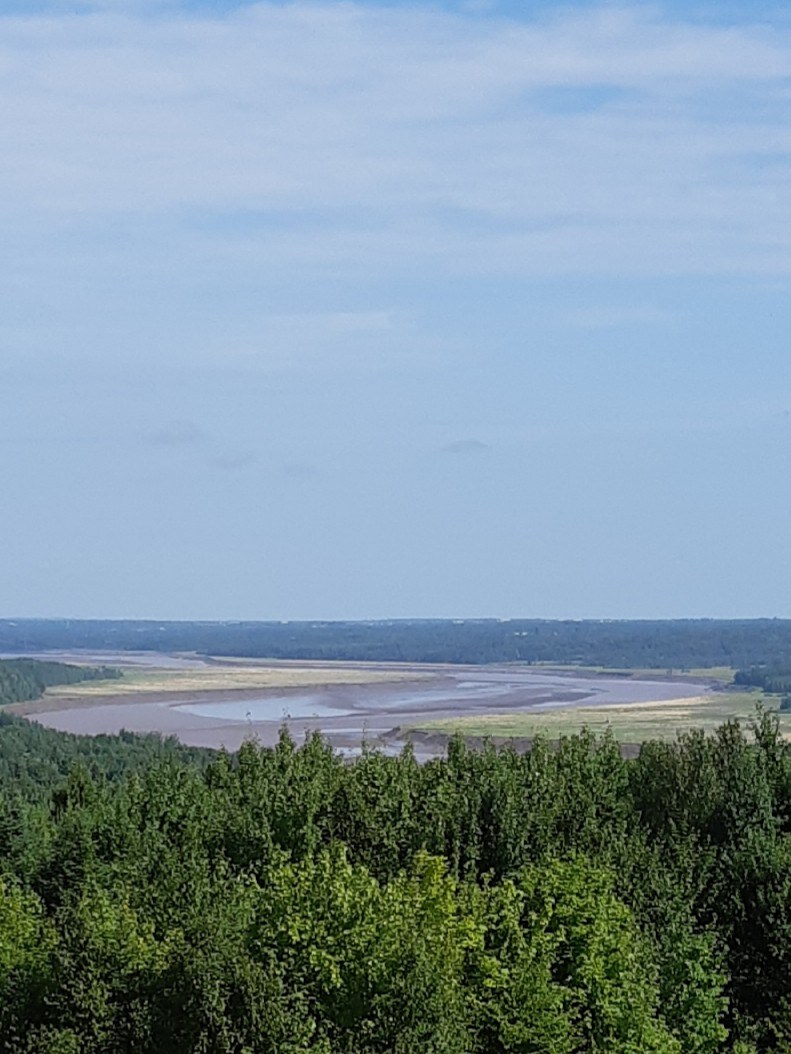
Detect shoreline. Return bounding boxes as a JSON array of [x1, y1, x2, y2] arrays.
[[2, 652, 721, 755]]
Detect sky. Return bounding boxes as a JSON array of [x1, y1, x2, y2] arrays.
[[1, 0, 790, 621]]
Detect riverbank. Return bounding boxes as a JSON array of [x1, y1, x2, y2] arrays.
[[2, 652, 724, 754]]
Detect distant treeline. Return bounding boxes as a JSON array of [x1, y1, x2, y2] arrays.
[[734, 665, 791, 694], [1, 711, 791, 1051], [0, 658, 120, 707], [5, 617, 791, 668]]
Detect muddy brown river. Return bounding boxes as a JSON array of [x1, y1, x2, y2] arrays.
[[8, 653, 713, 757]]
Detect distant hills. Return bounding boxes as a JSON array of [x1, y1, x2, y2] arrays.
[[3, 617, 791, 669]]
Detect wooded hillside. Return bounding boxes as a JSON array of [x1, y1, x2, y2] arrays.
[[0, 712, 789, 1052], [5, 617, 791, 668]]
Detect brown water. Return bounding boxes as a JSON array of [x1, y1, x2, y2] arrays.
[[24, 656, 712, 755]]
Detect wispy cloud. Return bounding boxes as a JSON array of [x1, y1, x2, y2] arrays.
[[282, 460, 320, 480], [145, 421, 257, 471], [211, 450, 258, 471], [441, 438, 490, 456], [5, 3, 791, 622], [1, 2, 790, 285], [565, 304, 671, 328], [145, 420, 206, 447]]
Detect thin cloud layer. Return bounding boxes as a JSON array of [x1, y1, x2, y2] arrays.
[[3, 2, 791, 620], [442, 438, 490, 456], [145, 420, 206, 447], [212, 450, 259, 470], [1, 2, 790, 283]]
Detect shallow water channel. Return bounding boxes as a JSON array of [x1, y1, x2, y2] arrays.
[[23, 658, 712, 755]]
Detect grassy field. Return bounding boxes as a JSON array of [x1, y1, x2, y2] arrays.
[[415, 691, 791, 743], [46, 664, 422, 698], [536, 664, 736, 683]]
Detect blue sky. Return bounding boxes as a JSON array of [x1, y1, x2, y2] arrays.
[[1, 0, 790, 619]]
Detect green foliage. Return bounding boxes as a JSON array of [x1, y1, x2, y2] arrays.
[[735, 666, 791, 694], [469, 856, 681, 1053], [0, 878, 58, 1052], [0, 659, 120, 707], [2, 713, 791, 1050], [0, 713, 214, 803], [5, 615, 791, 667]]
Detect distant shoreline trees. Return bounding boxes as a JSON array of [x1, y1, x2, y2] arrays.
[[0, 658, 120, 708], [5, 616, 791, 668]]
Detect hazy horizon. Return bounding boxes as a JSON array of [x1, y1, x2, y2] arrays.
[[3, 0, 790, 621]]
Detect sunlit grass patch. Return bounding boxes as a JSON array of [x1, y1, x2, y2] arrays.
[[45, 664, 421, 697], [415, 690, 788, 743], [535, 664, 736, 683]]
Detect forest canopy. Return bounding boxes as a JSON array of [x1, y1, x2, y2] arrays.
[[0, 710, 790, 1052], [0, 658, 120, 707], [4, 617, 791, 668]]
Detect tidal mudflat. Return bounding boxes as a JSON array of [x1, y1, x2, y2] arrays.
[[6, 652, 717, 754]]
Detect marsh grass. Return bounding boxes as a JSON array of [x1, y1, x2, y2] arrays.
[[416, 690, 791, 743], [535, 664, 736, 683], [45, 664, 419, 697]]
